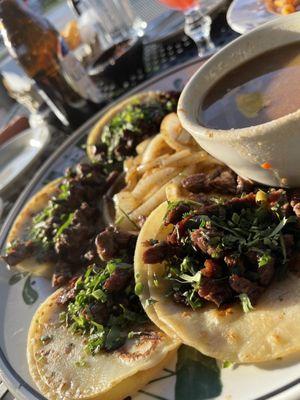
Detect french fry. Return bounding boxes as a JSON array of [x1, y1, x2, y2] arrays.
[[131, 167, 179, 200], [136, 138, 151, 155], [161, 112, 198, 151], [114, 191, 139, 230], [137, 149, 191, 173], [130, 182, 170, 220], [113, 112, 224, 226], [141, 133, 173, 164]]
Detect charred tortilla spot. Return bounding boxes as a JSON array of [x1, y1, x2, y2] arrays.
[[225, 330, 241, 344], [117, 331, 162, 362]]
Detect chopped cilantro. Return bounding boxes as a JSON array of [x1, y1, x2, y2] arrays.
[[100, 93, 178, 166], [258, 253, 272, 268], [145, 298, 158, 308], [222, 360, 234, 368], [134, 282, 144, 296], [61, 263, 147, 355], [239, 293, 254, 313], [54, 212, 74, 240]]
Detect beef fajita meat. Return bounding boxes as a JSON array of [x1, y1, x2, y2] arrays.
[[258, 258, 275, 286], [190, 227, 224, 258], [164, 203, 191, 226], [236, 176, 256, 194], [229, 275, 264, 305], [198, 277, 233, 307], [88, 302, 111, 325], [52, 262, 73, 288], [181, 167, 256, 196], [2, 240, 36, 267], [95, 227, 137, 262], [103, 268, 132, 293], [144, 189, 300, 311], [201, 259, 223, 279], [57, 276, 78, 305], [143, 241, 181, 264]]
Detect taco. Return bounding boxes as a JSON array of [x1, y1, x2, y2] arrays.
[[4, 178, 61, 278], [86, 91, 179, 171], [135, 189, 300, 363], [2, 162, 114, 286], [27, 260, 178, 400]]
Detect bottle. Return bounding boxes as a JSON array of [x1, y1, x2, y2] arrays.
[[0, 0, 103, 128]]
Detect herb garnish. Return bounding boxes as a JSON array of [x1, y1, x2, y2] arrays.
[[165, 256, 204, 310], [239, 294, 254, 313], [60, 261, 147, 354], [98, 93, 179, 168], [222, 360, 235, 368], [30, 182, 72, 249]]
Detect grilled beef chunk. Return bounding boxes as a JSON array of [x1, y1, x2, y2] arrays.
[[191, 228, 223, 258], [208, 169, 237, 194], [57, 277, 78, 305], [258, 258, 275, 286], [198, 278, 233, 307], [52, 262, 73, 288], [201, 259, 223, 279], [103, 268, 132, 293], [229, 275, 264, 305], [236, 176, 255, 194], [2, 241, 36, 267], [224, 255, 245, 275], [166, 214, 197, 246], [181, 167, 224, 193], [95, 227, 137, 262], [182, 167, 256, 196], [164, 203, 191, 226], [226, 192, 257, 211], [143, 241, 180, 264], [89, 302, 110, 325]]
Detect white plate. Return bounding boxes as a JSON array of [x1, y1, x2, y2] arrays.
[[0, 60, 300, 400], [0, 127, 50, 194], [227, 0, 279, 34]]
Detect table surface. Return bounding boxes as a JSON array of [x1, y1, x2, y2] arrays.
[[0, 6, 237, 399]]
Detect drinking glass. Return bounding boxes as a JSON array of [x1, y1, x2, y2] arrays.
[[81, 0, 146, 46], [158, 0, 215, 58]]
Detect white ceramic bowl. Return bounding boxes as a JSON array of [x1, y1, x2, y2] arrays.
[[178, 12, 300, 188]]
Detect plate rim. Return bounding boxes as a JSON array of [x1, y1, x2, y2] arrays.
[[1, 56, 300, 400]]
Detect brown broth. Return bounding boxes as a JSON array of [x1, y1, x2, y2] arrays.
[[201, 42, 300, 129]]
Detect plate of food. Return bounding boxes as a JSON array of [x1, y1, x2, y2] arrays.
[[227, 0, 300, 34], [0, 52, 300, 400]]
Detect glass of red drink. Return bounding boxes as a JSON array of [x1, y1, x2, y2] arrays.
[[158, 0, 215, 57]]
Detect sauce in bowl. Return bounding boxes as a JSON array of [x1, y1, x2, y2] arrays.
[[201, 42, 300, 129]]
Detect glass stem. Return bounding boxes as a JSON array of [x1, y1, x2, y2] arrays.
[[184, 6, 215, 58]]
